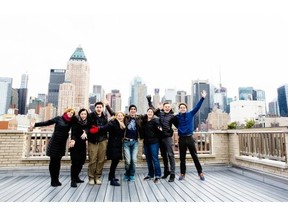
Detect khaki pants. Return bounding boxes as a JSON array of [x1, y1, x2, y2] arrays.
[[88, 140, 108, 180]]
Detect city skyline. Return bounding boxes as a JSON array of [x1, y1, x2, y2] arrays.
[[1, 0, 288, 106]]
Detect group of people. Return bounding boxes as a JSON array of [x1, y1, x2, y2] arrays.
[[30, 90, 207, 187]]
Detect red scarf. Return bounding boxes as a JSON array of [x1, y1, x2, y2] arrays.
[[62, 113, 72, 122]]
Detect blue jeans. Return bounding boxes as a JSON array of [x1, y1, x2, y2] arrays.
[[143, 143, 161, 178], [123, 139, 138, 176]]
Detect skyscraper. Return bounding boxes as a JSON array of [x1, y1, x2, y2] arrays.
[[191, 79, 210, 131], [20, 73, 28, 89], [129, 76, 147, 114], [277, 84, 288, 117], [0, 77, 13, 115], [64, 46, 90, 113], [47, 69, 66, 109]]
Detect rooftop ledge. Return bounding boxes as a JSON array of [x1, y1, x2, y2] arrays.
[[236, 155, 288, 169]]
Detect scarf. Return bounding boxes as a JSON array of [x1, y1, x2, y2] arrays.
[[62, 113, 72, 122]]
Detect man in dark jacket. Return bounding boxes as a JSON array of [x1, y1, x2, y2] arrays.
[[87, 101, 108, 185], [147, 96, 178, 182]]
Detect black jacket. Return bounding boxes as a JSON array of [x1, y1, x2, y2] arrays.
[[34, 116, 73, 157], [141, 116, 162, 145], [87, 111, 108, 143], [100, 119, 125, 160]]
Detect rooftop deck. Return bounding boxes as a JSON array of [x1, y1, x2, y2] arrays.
[[1, 164, 288, 202]]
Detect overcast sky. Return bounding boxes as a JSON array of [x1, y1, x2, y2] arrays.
[[1, 0, 288, 106]]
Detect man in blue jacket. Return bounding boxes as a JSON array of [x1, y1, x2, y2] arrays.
[[176, 90, 207, 181]]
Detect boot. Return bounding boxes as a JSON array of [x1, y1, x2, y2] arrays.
[[71, 179, 77, 187], [76, 177, 84, 183], [110, 178, 120, 186], [161, 171, 171, 179], [168, 174, 175, 182]]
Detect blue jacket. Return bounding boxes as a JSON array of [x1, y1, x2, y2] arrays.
[[176, 97, 205, 136]]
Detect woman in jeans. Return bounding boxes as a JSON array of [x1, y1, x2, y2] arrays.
[[141, 108, 162, 183]]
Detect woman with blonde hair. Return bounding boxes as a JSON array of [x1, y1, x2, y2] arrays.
[[31, 108, 75, 187], [93, 111, 126, 186]]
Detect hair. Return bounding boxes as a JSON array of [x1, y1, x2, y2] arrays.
[[178, 103, 188, 109], [114, 111, 126, 129], [64, 108, 75, 114], [163, 102, 170, 106], [78, 108, 88, 116], [95, 101, 104, 107], [147, 107, 154, 113], [129, 104, 137, 111]]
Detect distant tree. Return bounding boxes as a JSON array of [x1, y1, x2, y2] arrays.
[[245, 119, 255, 129], [227, 121, 237, 129]]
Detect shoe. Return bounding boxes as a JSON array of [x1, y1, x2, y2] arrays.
[[108, 177, 119, 181], [168, 174, 175, 182], [123, 175, 129, 181], [71, 180, 77, 187], [95, 179, 102, 185], [129, 176, 135, 182], [51, 180, 62, 187], [110, 179, 120, 186], [143, 176, 152, 180], [56, 181, 62, 186], [76, 177, 84, 183], [51, 182, 59, 187], [161, 171, 171, 179], [88, 178, 95, 185], [199, 173, 205, 181], [154, 177, 160, 183], [178, 174, 185, 181]]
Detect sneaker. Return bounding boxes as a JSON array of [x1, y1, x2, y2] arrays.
[[88, 178, 95, 185], [199, 173, 205, 181], [143, 176, 152, 180], [178, 174, 185, 181], [154, 177, 160, 183], [123, 175, 129, 181], [129, 176, 135, 182], [95, 179, 102, 185]]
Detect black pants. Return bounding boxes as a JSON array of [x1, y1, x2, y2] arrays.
[[71, 160, 84, 180], [179, 135, 203, 175], [49, 156, 62, 183], [159, 136, 176, 175], [108, 159, 120, 180]]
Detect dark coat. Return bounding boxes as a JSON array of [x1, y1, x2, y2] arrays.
[[70, 116, 90, 164], [87, 111, 108, 143], [34, 116, 73, 157], [154, 109, 178, 137], [141, 116, 162, 145], [100, 119, 125, 160]]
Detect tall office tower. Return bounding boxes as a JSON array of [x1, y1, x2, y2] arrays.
[[58, 81, 75, 115], [162, 88, 177, 104], [0, 77, 13, 115], [239, 87, 254, 100], [214, 85, 228, 113], [191, 79, 211, 131], [17, 88, 28, 115], [129, 76, 147, 114], [106, 89, 122, 113], [176, 90, 187, 103], [17, 73, 29, 115], [93, 85, 105, 102], [64, 46, 90, 113], [268, 99, 279, 116], [37, 93, 47, 104], [20, 73, 28, 88], [47, 69, 66, 109], [254, 89, 266, 101], [152, 88, 160, 108], [277, 84, 288, 117]]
